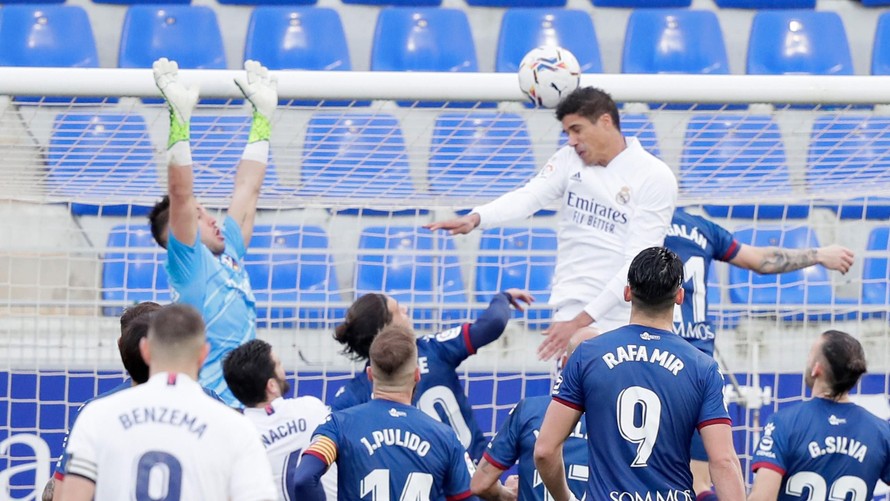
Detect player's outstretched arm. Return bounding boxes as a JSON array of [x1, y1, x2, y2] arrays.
[[747, 468, 782, 501], [468, 290, 534, 351], [700, 424, 746, 501], [291, 455, 328, 501], [534, 402, 582, 501], [731, 243, 854, 275], [228, 60, 277, 248], [471, 458, 517, 501], [154, 58, 200, 246], [425, 213, 480, 235]]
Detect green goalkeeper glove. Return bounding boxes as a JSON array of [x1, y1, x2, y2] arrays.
[[235, 60, 278, 143], [153, 57, 199, 148]]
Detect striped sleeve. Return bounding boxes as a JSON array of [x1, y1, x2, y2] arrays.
[[62, 404, 100, 483], [304, 435, 338, 466]]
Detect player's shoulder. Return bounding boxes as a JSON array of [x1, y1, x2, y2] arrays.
[[283, 395, 329, 416]]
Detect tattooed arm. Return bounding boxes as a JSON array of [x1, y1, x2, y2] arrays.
[[730, 244, 854, 274]]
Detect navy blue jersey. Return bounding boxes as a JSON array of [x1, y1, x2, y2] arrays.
[[484, 396, 587, 501], [331, 324, 487, 459], [552, 324, 730, 500], [664, 208, 740, 356], [305, 399, 474, 501], [752, 398, 890, 500]]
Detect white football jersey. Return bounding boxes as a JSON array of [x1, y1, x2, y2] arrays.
[[243, 396, 337, 501], [64, 372, 276, 501]]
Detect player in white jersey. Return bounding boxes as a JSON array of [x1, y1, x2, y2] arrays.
[[223, 339, 337, 500], [428, 87, 678, 360], [57, 304, 276, 501]]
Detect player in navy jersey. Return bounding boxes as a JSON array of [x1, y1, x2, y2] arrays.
[[331, 288, 533, 460], [293, 325, 476, 501], [535, 247, 745, 501], [665, 208, 854, 499], [749, 330, 890, 501]]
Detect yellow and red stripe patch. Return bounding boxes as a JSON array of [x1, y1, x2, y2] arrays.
[[305, 436, 338, 466]]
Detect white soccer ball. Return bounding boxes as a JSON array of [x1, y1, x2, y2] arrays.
[[517, 46, 581, 109]]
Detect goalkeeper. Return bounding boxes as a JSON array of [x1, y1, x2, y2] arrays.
[[147, 58, 277, 406]]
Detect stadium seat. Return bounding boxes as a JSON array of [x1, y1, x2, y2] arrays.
[[301, 113, 416, 202], [862, 0, 890, 6], [356, 227, 467, 330], [862, 227, 890, 307], [119, 6, 225, 69], [0, 6, 97, 67], [746, 11, 853, 75], [592, 0, 690, 6], [475, 228, 556, 326], [244, 226, 342, 328], [429, 112, 535, 199], [102, 225, 171, 317], [371, 8, 476, 72], [189, 116, 283, 200], [47, 113, 159, 216], [680, 115, 805, 219], [729, 226, 855, 319], [244, 8, 348, 70], [622, 10, 729, 75], [807, 115, 890, 219], [714, 0, 814, 7], [495, 9, 600, 73], [873, 13, 890, 75]]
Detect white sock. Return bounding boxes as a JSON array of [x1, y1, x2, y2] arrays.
[[241, 141, 269, 164], [167, 141, 193, 166]]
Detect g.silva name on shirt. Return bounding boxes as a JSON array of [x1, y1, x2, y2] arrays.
[[359, 428, 432, 458], [602, 342, 685, 376], [808, 436, 868, 463]]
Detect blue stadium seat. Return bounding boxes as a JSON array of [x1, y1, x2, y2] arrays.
[[189, 116, 282, 200], [807, 115, 890, 219], [301, 113, 416, 202], [862, 0, 890, 6], [475, 228, 556, 326], [429, 113, 535, 198], [862, 227, 890, 307], [495, 9, 600, 72], [371, 8, 476, 72], [747, 11, 852, 75], [119, 6, 225, 69], [47, 114, 159, 216], [622, 10, 729, 74], [356, 227, 467, 330], [592, 0, 690, 6], [244, 226, 342, 328], [680, 115, 805, 219], [729, 226, 855, 319], [0, 6, 97, 67], [714, 0, 814, 7], [873, 13, 890, 75], [102, 225, 170, 317], [244, 8, 348, 70]]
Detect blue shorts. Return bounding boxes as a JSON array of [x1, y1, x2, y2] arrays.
[[690, 428, 708, 462]]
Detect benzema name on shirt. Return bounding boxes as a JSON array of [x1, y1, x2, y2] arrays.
[[118, 407, 208, 439], [602, 344, 685, 376], [359, 428, 431, 457]]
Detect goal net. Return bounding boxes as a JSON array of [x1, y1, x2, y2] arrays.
[[2, 68, 890, 498]]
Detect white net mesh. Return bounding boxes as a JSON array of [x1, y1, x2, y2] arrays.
[[2, 71, 890, 497]]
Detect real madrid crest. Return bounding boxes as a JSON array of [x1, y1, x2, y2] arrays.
[[616, 186, 631, 205]]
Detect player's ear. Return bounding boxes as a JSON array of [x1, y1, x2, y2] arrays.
[[198, 342, 210, 367], [266, 377, 278, 398], [366, 366, 373, 382], [623, 285, 632, 302], [414, 367, 421, 383], [675, 287, 685, 305], [139, 337, 151, 366]]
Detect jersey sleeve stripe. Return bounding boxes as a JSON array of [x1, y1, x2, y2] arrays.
[[305, 436, 338, 466], [446, 490, 473, 501], [697, 418, 732, 430], [462, 323, 475, 355], [751, 461, 785, 476], [553, 396, 584, 411], [482, 452, 510, 471], [66, 458, 98, 482], [720, 240, 740, 262], [53, 471, 65, 481]]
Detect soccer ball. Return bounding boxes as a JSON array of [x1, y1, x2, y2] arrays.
[[517, 46, 581, 109]]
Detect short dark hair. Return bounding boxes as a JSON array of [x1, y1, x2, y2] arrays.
[[334, 293, 392, 361], [119, 315, 153, 384], [555, 87, 621, 132], [628, 247, 684, 311], [120, 301, 161, 336], [370, 324, 416, 380], [223, 339, 275, 407], [149, 304, 205, 348], [820, 330, 867, 399], [148, 196, 171, 249]]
